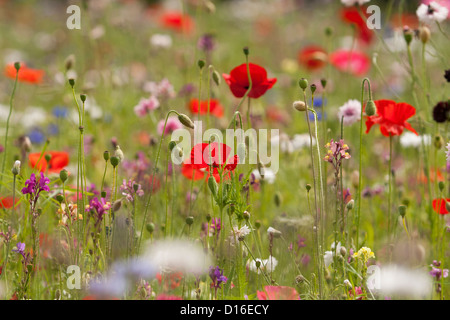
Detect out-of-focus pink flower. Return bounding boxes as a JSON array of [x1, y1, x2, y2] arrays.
[[157, 116, 182, 135], [329, 50, 370, 76], [257, 286, 300, 300], [134, 96, 160, 117]]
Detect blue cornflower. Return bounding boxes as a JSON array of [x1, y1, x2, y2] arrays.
[[52, 106, 68, 118]]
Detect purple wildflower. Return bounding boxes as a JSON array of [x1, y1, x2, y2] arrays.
[[197, 34, 215, 52], [430, 266, 449, 281], [120, 179, 144, 202], [209, 266, 227, 289], [12, 242, 27, 260]]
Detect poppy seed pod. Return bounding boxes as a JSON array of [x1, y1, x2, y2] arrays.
[[293, 100, 307, 112], [80, 94, 86, 102], [59, 169, 68, 183], [186, 216, 194, 225], [306, 184, 311, 192], [321, 78, 327, 89], [243, 47, 249, 56], [44, 154, 52, 163], [299, 78, 308, 90], [310, 84, 317, 94], [178, 113, 195, 129], [14, 62, 21, 71], [198, 59, 205, 69], [103, 151, 110, 161], [365, 100, 376, 117], [398, 205, 407, 218], [68, 78, 75, 87], [403, 27, 413, 45], [439, 182, 445, 192], [110, 156, 120, 168]]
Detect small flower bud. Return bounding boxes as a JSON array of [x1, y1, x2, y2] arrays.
[[103, 151, 110, 161], [243, 47, 249, 56], [12, 160, 21, 176], [439, 181, 445, 192], [101, 191, 107, 198], [398, 205, 407, 218], [419, 26, 431, 43], [212, 69, 221, 86], [168, 141, 177, 151], [243, 211, 250, 220], [340, 246, 347, 257], [206, 213, 211, 223], [68, 78, 75, 87], [321, 78, 327, 89], [56, 194, 64, 204], [186, 216, 194, 225], [59, 169, 68, 183], [178, 113, 195, 129], [254, 220, 261, 229], [255, 260, 261, 268], [112, 200, 122, 212], [198, 59, 205, 69], [306, 184, 312, 192], [403, 26, 413, 45], [310, 84, 317, 94], [80, 94, 87, 102], [115, 145, 124, 162], [299, 78, 308, 90], [208, 176, 218, 197], [346, 199, 354, 210], [434, 135, 444, 149], [14, 62, 21, 71], [146, 223, 155, 233], [293, 100, 307, 112], [110, 156, 120, 168], [365, 100, 376, 117]]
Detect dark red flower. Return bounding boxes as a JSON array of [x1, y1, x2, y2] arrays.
[[182, 142, 238, 182], [159, 11, 194, 34], [365, 100, 418, 137], [298, 46, 328, 71], [29, 151, 69, 173], [329, 49, 370, 76], [0, 196, 19, 209], [5, 63, 44, 84], [223, 63, 277, 99], [189, 98, 224, 118], [432, 198, 450, 215], [341, 7, 373, 45]]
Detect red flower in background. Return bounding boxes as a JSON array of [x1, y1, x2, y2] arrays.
[[432, 198, 450, 215], [5, 63, 44, 84], [159, 11, 194, 34], [182, 142, 238, 182], [0, 196, 19, 209], [298, 46, 328, 71], [189, 98, 224, 118], [329, 50, 370, 76], [223, 63, 277, 99], [29, 151, 69, 173], [390, 13, 420, 29], [341, 7, 374, 45], [257, 286, 300, 300], [365, 100, 418, 137]]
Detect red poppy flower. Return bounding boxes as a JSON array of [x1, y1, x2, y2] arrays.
[[189, 98, 224, 118], [257, 286, 300, 300], [329, 49, 370, 76], [29, 151, 69, 173], [341, 7, 373, 45], [159, 11, 194, 34], [223, 63, 277, 99], [390, 13, 419, 29], [0, 196, 19, 209], [182, 142, 238, 182], [156, 272, 183, 290], [5, 63, 44, 84], [365, 100, 418, 137], [298, 46, 328, 71], [432, 198, 450, 215]]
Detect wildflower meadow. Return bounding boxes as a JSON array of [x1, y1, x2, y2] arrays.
[[0, 0, 449, 305]]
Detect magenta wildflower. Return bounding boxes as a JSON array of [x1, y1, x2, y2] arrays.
[[209, 266, 227, 289], [12, 242, 26, 258], [120, 179, 144, 202], [430, 266, 449, 281], [198, 34, 215, 52], [134, 96, 160, 117]]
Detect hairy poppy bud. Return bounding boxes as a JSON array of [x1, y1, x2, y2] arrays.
[[212, 69, 221, 86], [198, 59, 205, 69], [419, 26, 431, 43], [178, 113, 195, 129], [146, 223, 155, 233], [60, 169, 68, 183], [398, 205, 407, 218], [299, 78, 308, 90], [365, 100, 376, 117], [439, 181, 445, 192], [186, 216, 194, 225], [56, 194, 64, 204], [293, 100, 307, 112], [45, 153, 52, 163], [103, 151, 110, 161], [208, 176, 218, 197], [110, 156, 120, 168], [115, 145, 124, 162]]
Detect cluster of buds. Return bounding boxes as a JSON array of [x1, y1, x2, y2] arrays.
[[324, 139, 351, 166]]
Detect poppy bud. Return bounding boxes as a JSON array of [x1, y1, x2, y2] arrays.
[[255, 260, 261, 268], [65, 54, 75, 71], [133, 183, 139, 192], [112, 200, 122, 212], [80, 94, 87, 102], [243, 211, 250, 220], [115, 145, 124, 162], [103, 151, 110, 161], [299, 78, 308, 90], [206, 213, 211, 223], [110, 156, 120, 168], [198, 59, 205, 69], [186, 216, 194, 225], [274, 192, 282, 207], [178, 113, 195, 129], [60, 169, 68, 183], [56, 194, 64, 204], [68, 78, 75, 87], [101, 191, 107, 198], [439, 181, 445, 192], [208, 176, 218, 197], [398, 205, 407, 218], [12, 160, 21, 176], [340, 247, 347, 257], [306, 184, 311, 192], [346, 199, 354, 210], [365, 100, 376, 117], [434, 135, 444, 149], [321, 78, 327, 89], [293, 100, 307, 112], [243, 47, 249, 56], [310, 84, 317, 94], [14, 62, 21, 71], [168, 141, 177, 151], [212, 69, 221, 86], [419, 26, 431, 43], [403, 27, 413, 45], [146, 223, 155, 233]]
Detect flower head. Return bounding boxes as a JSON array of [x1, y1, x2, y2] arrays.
[[134, 96, 160, 117], [29, 151, 69, 173], [417, 2, 449, 24], [365, 100, 418, 137], [209, 266, 227, 289], [297, 46, 327, 71], [157, 116, 182, 136], [338, 99, 362, 126], [223, 63, 277, 99], [329, 50, 371, 76], [5, 63, 44, 84], [189, 98, 224, 118], [353, 246, 375, 264]]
